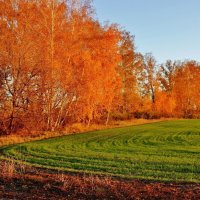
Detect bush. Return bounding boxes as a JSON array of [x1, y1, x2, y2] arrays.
[[111, 112, 131, 121]]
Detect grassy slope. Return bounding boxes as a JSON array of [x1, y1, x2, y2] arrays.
[[1, 120, 200, 182]]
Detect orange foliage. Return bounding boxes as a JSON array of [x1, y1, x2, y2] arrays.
[[0, 0, 200, 134]]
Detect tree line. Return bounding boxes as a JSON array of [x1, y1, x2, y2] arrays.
[[0, 0, 200, 134]]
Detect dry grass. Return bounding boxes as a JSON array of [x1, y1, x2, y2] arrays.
[[0, 119, 169, 148], [1, 160, 16, 180], [0, 157, 28, 180]]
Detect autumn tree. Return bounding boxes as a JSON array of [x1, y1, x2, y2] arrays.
[[0, 0, 42, 133], [154, 60, 179, 117], [158, 60, 179, 92], [117, 31, 139, 116], [173, 61, 200, 118], [67, 21, 121, 125], [136, 53, 158, 115]]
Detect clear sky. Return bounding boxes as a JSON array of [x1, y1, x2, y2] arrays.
[[93, 0, 200, 64]]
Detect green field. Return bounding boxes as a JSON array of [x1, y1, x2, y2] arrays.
[[1, 120, 200, 182]]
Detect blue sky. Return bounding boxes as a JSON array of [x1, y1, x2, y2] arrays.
[[93, 0, 200, 64]]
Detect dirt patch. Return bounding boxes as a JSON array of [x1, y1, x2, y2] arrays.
[[0, 164, 200, 200]]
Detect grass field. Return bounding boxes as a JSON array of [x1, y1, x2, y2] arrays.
[[1, 120, 200, 182]]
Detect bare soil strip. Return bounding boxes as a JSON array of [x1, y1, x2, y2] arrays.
[[0, 164, 200, 200]]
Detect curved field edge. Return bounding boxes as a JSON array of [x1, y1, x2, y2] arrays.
[[0, 119, 166, 148], [1, 119, 200, 183]]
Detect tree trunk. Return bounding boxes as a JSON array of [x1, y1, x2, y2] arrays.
[[106, 111, 110, 126]]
